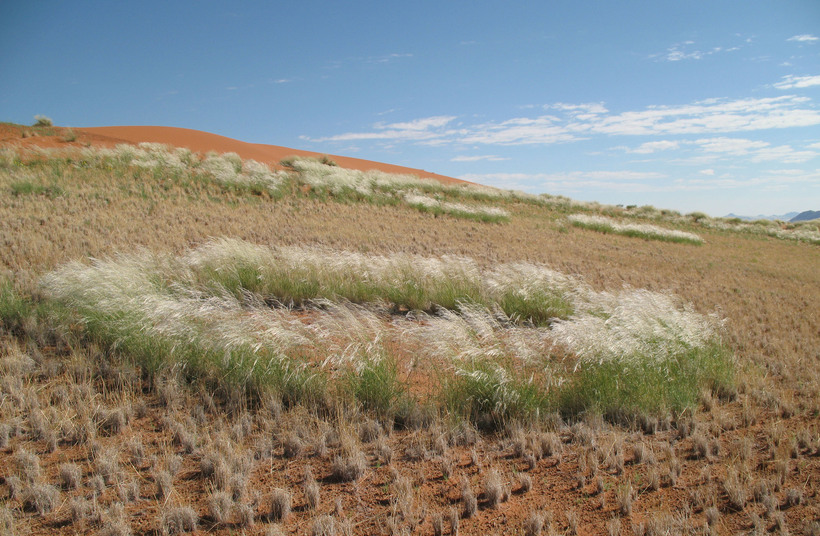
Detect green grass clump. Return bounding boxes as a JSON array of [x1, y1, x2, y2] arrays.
[[345, 356, 406, 419], [9, 180, 64, 197], [35, 240, 732, 429], [568, 214, 703, 245], [444, 361, 549, 430], [557, 342, 734, 424]]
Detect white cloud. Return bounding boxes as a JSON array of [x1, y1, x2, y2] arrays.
[[545, 102, 608, 115], [774, 75, 820, 89], [630, 140, 680, 154], [694, 137, 769, 155], [788, 34, 819, 43], [307, 96, 820, 148], [700, 169, 715, 176], [653, 39, 744, 62], [691, 137, 818, 163], [450, 155, 509, 162], [384, 116, 456, 131], [308, 115, 457, 142]]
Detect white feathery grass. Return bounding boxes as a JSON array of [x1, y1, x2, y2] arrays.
[[551, 289, 722, 370], [40, 238, 729, 419], [568, 214, 703, 244]]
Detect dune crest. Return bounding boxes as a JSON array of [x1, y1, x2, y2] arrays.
[[80, 125, 468, 185]]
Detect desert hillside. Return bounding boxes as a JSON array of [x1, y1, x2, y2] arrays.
[[1, 122, 819, 536]]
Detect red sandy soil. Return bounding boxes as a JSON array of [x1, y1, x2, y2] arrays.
[[0, 122, 467, 186]]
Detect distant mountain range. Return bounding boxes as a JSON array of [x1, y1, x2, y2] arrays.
[[791, 210, 820, 222], [723, 211, 819, 222]]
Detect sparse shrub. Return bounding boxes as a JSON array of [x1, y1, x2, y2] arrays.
[[524, 511, 544, 536], [60, 462, 82, 489], [99, 503, 132, 536], [643, 465, 659, 491], [95, 447, 120, 484], [723, 469, 748, 511], [209, 490, 233, 525], [566, 509, 579, 535], [95, 407, 127, 435], [331, 449, 366, 482], [784, 487, 804, 508], [90, 474, 105, 496], [69, 496, 98, 526], [13, 448, 41, 482], [22, 483, 59, 515], [616, 482, 633, 516], [269, 488, 292, 522], [283, 433, 303, 458], [237, 502, 255, 528], [705, 506, 719, 528], [606, 517, 621, 536], [33, 115, 53, 127], [118, 479, 140, 503], [359, 419, 382, 443], [376, 437, 393, 465], [524, 452, 537, 470], [303, 466, 320, 510], [691, 433, 710, 459], [312, 514, 338, 536], [461, 481, 477, 518], [153, 469, 173, 499], [483, 469, 504, 507], [161, 506, 198, 535], [0, 505, 14, 536], [448, 507, 460, 536]]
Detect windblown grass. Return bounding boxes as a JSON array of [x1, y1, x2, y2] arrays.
[[35, 239, 732, 427], [568, 214, 704, 244]]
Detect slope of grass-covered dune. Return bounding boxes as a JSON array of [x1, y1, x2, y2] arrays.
[[1, 124, 818, 536]]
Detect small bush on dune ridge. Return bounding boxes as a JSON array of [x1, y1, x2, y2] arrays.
[[568, 214, 703, 245]]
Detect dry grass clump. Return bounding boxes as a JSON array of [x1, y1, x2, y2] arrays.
[[269, 488, 292, 522], [461, 480, 478, 518], [331, 449, 367, 482], [160, 506, 198, 535], [303, 466, 320, 510], [21, 482, 59, 515], [59, 462, 82, 489], [482, 469, 507, 507], [208, 490, 233, 525]]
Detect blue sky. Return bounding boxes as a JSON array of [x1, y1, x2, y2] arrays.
[[2, 1, 819, 216]]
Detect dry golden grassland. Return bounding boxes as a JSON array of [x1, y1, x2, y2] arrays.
[[0, 143, 819, 536]]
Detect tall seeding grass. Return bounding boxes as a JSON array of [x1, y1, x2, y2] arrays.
[[6, 140, 812, 246], [36, 238, 734, 429], [568, 214, 704, 245]]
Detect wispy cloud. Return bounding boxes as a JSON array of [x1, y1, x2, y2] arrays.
[[459, 170, 667, 195], [304, 115, 457, 143], [463, 168, 820, 195], [367, 53, 413, 64], [450, 155, 509, 162], [773, 75, 820, 89], [787, 34, 819, 43], [307, 95, 820, 148], [693, 137, 817, 164], [651, 40, 743, 62], [629, 140, 680, 154]]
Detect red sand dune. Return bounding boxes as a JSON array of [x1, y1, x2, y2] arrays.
[[79, 126, 469, 186]]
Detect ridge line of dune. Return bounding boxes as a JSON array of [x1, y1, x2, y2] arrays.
[[78, 125, 470, 186]]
